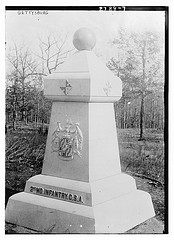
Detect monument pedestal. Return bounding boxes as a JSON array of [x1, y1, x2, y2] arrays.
[[5, 28, 155, 233], [6, 173, 154, 233]]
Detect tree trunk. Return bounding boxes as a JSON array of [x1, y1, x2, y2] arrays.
[[139, 40, 146, 140], [42, 120, 44, 134], [12, 112, 16, 130], [35, 115, 37, 127], [139, 94, 144, 140], [37, 102, 39, 127], [6, 112, 10, 123], [25, 111, 28, 124], [12, 88, 17, 131]]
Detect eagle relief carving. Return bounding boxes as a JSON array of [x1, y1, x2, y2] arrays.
[[51, 118, 83, 161]]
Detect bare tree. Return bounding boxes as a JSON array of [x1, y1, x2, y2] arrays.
[[6, 44, 44, 126], [6, 72, 19, 130], [108, 30, 164, 139], [36, 33, 74, 75]]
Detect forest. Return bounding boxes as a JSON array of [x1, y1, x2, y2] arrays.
[[5, 29, 164, 138]]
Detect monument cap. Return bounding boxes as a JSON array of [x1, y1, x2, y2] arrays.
[[44, 27, 122, 102], [73, 27, 96, 51]]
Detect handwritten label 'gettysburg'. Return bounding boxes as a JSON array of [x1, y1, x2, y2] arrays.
[[30, 186, 83, 204], [18, 10, 48, 15]]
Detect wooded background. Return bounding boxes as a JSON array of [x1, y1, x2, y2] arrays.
[[6, 29, 164, 139]]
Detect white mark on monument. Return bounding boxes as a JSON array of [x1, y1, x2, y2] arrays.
[[51, 118, 83, 160], [103, 82, 112, 96], [60, 80, 72, 95]]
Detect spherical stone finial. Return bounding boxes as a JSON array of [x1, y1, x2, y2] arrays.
[[73, 28, 96, 51]]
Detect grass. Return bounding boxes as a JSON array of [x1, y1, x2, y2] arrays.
[[117, 128, 165, 223], [117, 128, 164, 184], [5, 128, 47, 192]]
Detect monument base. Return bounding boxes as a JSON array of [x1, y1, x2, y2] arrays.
[[5, 192, 95, 233], [5, 173, 155, 233]]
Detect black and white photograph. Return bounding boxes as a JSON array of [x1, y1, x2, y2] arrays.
[[4, 4, 168, 235]]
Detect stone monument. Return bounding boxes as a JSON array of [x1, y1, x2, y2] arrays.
[[5, 28, 155, 233]]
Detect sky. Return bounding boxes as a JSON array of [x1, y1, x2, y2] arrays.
[[5, 10, 165, 62]]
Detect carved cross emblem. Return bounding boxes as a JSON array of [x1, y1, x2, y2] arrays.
[[60, 80, 72, 95], [103, 82, 112, 96]]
